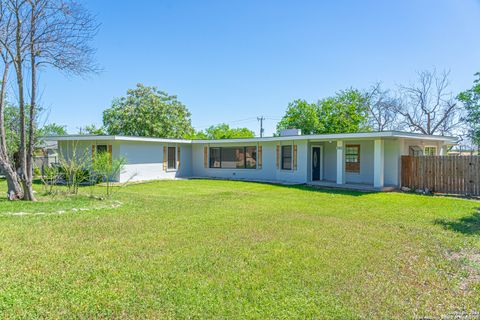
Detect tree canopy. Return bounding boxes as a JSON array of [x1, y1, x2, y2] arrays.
[[194, 123, 255, 140], [276, 100, 323, 135], [38, 123, 67, 137], [78, 124, 106, 135], [102, 84, 194, 139], [277, 89, 370, 135], [394, 70, 460, 135], [458, 72, 480, 150]]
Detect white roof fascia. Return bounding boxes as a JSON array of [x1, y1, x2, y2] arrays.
[[192, 131, 458, 144], [42, 131, 458, 145], [42, 135, 192, 144]]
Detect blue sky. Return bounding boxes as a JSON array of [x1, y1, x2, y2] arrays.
[[40, 0, 480, 136]]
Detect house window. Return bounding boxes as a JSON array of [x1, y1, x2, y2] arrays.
[[409, 146, 423, 156], [221, 147, 243, 169], [209, 147, 257, 169], [167, 146, 176, 170], [245, 147, 257, 169], [281, 145, 292, 170], [424, 146, 437, 156], [209, 147, 221, 168], [345, 144, 360, 173], [96, 145, 108, 154]]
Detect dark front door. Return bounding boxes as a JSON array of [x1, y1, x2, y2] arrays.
[[312, 147, 321, 181]]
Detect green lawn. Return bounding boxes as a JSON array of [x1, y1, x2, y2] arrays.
[[0, 179, 479, 319]]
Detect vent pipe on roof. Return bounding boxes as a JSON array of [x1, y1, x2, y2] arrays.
[[279, 128, 302, 137]]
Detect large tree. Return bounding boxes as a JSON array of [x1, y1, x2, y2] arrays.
[[103, 84, 194, 139], [38, 123, 67, 136], [318, 89, 370, 134], [394, 70, 461, 136], [277, 89, 370, 135], [457, 72, 480, 151], [366, 83, 400, 131], [276, 99, 323, 135], [0, 0, 97, 200], [195, 123, 255, 140], [78, 124, 106, 135]]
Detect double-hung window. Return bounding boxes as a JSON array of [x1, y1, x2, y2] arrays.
[[345, 144, 360, 173], [424, 146, 437, 156], [281, 145, 292, 170], [167, 146, 176, 170], [209, 147, 257, 169]]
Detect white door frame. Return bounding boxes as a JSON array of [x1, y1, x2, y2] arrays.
[[310, 145, 323, 181]]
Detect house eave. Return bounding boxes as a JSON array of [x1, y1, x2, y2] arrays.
[[192, 131, 458, 144], [42, 131, 458, 145], [42, 135, 192, 144]]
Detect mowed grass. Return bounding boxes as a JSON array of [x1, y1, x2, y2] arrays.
[[0, 179, 479, 319]]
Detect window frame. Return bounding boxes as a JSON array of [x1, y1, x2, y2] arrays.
[[424, 146, 437, 156], [345, 144, 360, 173], [409, 145, 423, 156], [167, 146, 177, 170], [208, 146, 257, 169], [281, 145, 293, 171], [96, 144, 108, 154]]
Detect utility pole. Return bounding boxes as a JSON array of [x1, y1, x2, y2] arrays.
[[257, 116, 265, 138]]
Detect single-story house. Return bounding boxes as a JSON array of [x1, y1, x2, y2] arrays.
[[45, 130, 457, 191]]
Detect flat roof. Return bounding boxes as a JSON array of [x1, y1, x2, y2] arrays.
[[42, 131, 458, 144], [42, 135, 192, 143]]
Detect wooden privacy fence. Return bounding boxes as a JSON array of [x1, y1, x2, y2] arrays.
[[401, 156, 480, 196]]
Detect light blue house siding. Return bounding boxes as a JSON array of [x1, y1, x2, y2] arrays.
[[191, 140, 308, 183], [384, 139, 401, 187], [52, 132, 456, 189], [119, 141, 192, 182]]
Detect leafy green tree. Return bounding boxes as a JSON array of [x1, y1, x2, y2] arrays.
[[103, 84, 194, 138], [38, 123, 67, 136], [79, 124, 106, 135], [277, 89, 370, 135], [318, 89, 370, 134], [194, 123, 255, 139], [458, 72, 480, 150], [276, 100, 323, 134]]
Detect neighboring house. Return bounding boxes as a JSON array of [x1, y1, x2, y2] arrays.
[[448, 150, 479, 156], [45, 130, 457, 191], [34, 140, 59, 174]]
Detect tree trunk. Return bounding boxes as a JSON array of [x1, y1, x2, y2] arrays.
[[0, 161, 23, 200], [0, 61, 9, 157], [26, 24, 36, 200], [0, 57, 24, 200], [21, 1, 38, 202], [13, 8, 35, 201]]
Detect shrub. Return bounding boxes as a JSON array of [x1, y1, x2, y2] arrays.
[[58, 142, 90, 194], [40, 164, 61, 194], [92, 152, 126, 197]]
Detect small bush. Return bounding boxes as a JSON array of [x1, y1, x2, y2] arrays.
[[40, 165, 61, 194], [92, 152, 126, 197], [58, 142, 90, 195]]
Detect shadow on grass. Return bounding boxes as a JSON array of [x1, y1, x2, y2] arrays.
[[278, 183, 375, 197], [435, 209, 480, 235], [200, 178, 376, 197]]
